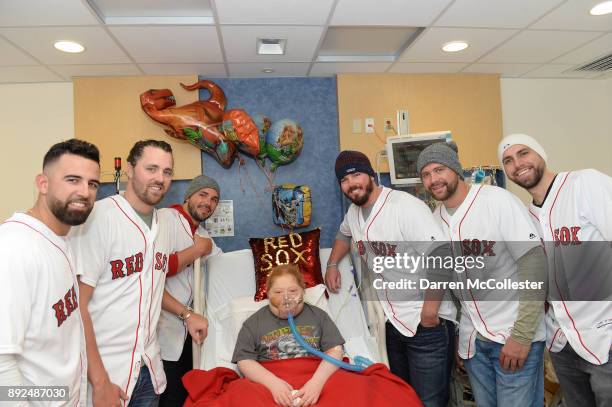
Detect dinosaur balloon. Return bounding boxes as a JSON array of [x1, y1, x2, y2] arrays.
[[140, 80, 237, 167]]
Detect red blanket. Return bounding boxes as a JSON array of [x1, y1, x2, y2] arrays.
[[183, 357, 422, 406]]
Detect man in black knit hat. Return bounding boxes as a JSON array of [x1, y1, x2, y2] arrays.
[[325, 150, 456, 407]]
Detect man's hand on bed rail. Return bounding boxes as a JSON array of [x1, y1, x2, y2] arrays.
[[325, 265, 341, 293], [185, 313, 209, 344]]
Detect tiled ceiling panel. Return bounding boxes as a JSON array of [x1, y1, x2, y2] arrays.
[[462, 63, 541, 77], [49, 64, 141, 80], [434, 0, 563, 28], [532, 0, 612, 31], [310, 62, 392, 76], [389, 62, 467, 73], [319, 27, 418, 57], [331, 0, 452, 26], [228, 62, 310, 77], [221, 25, 324, 63], [0, 26, 131, 65], [216, 0, 335, 25], [0, 0, 99, 26], [0, 36, 39, 66], [399, 27, 516, 62], [109, 26, 223, 63], [139, 63, 227, 76], [0, 66, 63, 83], [481, 30, 602, 63]]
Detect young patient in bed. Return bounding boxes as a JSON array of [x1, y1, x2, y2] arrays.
[[231, 264, 345, 407]]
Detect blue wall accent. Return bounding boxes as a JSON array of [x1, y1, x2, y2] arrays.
[[196, 77, 342, 252]]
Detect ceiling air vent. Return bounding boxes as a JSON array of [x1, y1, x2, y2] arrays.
[[574, 52, 612, 72]]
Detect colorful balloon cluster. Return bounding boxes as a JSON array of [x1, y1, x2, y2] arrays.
[[140, 80, 303, 170]]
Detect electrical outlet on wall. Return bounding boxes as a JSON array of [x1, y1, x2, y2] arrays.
[[365, 118, 375, 134]]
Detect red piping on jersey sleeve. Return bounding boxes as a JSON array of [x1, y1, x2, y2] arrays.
[[167, 253, 179, 277], [167, 204, 199, 277]]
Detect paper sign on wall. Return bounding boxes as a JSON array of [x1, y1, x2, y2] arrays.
[[205, 200, 234, 237]]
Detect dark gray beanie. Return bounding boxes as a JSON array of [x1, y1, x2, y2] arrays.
[[184, 175, 220, 201], [416, 141, 464, 179]]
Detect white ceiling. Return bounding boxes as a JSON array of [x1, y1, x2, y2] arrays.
[[0, 0, 611, 83]]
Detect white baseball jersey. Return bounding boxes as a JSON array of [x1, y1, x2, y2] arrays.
[[432, 184, 545, 359], [157, 206, 222, 361], [70, 195, 176, 404], [527, 169, 612, 365], [0, 213, 86, 406], [340, 186, 456, 337]]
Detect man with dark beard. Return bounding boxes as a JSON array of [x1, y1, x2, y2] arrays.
[[72, 140, 207, 407], [157, 175, 223, 407], [0, 139, 100, 405], [325, 150, 457, 407], [418, 141, 548, 407], [499, 134, 612, 407]]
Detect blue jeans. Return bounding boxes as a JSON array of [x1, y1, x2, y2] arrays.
[[550, 345, 612, 407], [464, 339, 544, 407], [386, 319, 454, 407], [129, 366, 160, 407]]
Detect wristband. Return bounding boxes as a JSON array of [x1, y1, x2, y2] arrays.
[[178, 306, 194, 321], [326, 263, 338, 268]]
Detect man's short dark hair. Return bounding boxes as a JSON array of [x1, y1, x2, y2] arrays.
[[127, 139, 173, 166], [43, 139, 100, 169]]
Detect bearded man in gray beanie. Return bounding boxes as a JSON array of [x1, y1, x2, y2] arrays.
[[158, 174, 223, 406], [418, 141, 548, 407]]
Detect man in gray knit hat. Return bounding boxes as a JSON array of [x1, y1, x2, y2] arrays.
[[158, 174, 223, 406], [418, 142, 548, 407]]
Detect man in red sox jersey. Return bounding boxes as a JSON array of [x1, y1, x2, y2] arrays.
[[0, 139, 100, 406], [157, 175, 222, 406], [71, 140, 205, 407], [418, 141, 547, 407], [499, 133, 612, 407], [325, 151, 456, 407]]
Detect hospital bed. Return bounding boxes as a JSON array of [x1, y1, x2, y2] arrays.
[[194, 248, 381, 371]]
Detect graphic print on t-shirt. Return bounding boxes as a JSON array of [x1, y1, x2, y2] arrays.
[[260, 325, 319, 360]]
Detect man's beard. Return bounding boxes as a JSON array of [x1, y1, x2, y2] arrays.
[[347, 178, 374, 206], [428, 176, 459, 201], [513, 163, 545, 189], [134, 180, 165, 206], [187, 200, 212, 223], [49, 196, 93, 226]]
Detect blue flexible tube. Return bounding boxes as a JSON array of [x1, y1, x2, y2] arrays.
[[287, 312, 372, 372]]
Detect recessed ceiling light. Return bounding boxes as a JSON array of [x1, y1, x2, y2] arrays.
[[590, 1, 612, 15], [257, 38, 287, 55], [442, 41, 469, 52], [54, 40, 85, 53], [262, 68, 275, 73]]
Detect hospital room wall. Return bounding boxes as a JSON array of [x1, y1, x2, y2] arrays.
[[196, 77, 342, 252], [1, 76, 611, 227], [336, 73, 504, 171], [500, 77, 612, 203], [0, 82, 74, 221]]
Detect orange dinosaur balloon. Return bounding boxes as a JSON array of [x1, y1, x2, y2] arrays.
[[140, 80, 237, 167]]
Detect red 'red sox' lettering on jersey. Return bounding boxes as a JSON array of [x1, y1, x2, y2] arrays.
[[155, 252, 168, 273], [461, 239, 496, 256], [51, 285, 78, 327], [553, 226, 581, 247], [109, 252, 144, 279]]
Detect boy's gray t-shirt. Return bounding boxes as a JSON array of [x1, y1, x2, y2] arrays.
[[232, 303, 345, 363]]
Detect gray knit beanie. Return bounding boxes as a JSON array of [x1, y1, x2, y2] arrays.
[[416, 141, 464, 179], [184, 175, 220, 201]]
